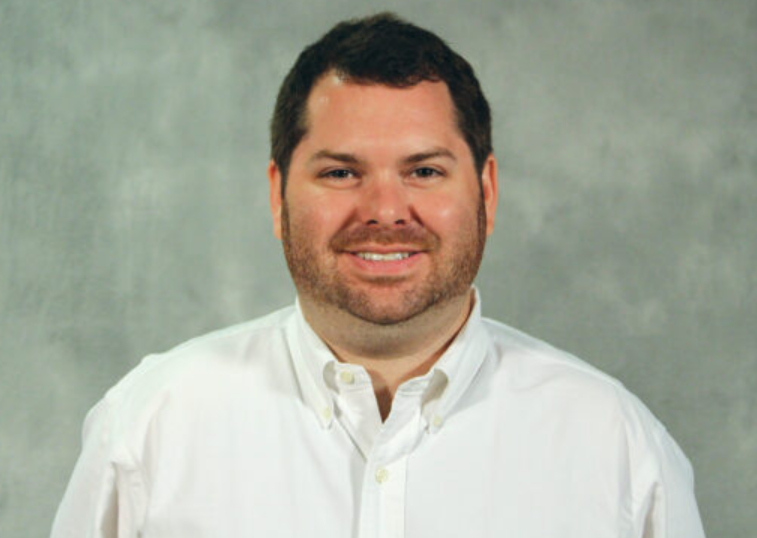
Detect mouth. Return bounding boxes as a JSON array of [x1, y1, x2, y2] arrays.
[[353, 251, 416, 261], [341, 247, 424, 276]]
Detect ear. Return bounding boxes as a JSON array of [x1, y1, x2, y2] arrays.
[[480, 154, 498, 235], [268, 159, 283, 240]]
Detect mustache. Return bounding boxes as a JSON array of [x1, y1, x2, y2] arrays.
[[330, 225, 438, 251]]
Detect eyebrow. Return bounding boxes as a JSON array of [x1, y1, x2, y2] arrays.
[[308, 150, 360, 165], [402, 148, 457, 164], [307, 147, 457, 166]]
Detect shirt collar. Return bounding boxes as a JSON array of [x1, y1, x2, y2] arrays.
[[286, 298, 340, 428], [285, 287, 491, 431], [422, 288, 490, 431]]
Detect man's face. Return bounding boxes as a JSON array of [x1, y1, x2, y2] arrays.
[[268, 73, 497, 325]]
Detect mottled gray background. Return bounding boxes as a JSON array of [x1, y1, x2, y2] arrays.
[[1, 0, 755, 536]]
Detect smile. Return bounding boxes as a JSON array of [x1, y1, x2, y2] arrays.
[[355, 252, 413, 261]]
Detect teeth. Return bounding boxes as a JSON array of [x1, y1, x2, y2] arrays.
[[356, 252, 411, 261]]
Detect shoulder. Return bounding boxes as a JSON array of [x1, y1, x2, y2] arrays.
[[118, 306, 291, 386], [480, 317, 692, 477], [478, 317, 700, 529], [481, 316, 666, 439], [95, 306, 296, 435]]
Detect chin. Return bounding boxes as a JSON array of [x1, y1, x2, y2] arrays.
[[337, 288, 442, 326], [349, 309, 420, 326]]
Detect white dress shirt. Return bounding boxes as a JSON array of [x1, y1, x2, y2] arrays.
[[51, 292, 705, 537]]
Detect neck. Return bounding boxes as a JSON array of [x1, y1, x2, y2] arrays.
[[299, 289, 474, 421]]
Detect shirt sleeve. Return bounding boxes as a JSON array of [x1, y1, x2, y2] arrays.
[[50, 397, 144, 538], [636, 425, 707, 538]]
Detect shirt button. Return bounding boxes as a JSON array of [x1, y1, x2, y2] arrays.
[[320, 407, 332, 421], [432, 415, 444, 427], [375, 467, 389, 484], [339, 370, 355, 384]]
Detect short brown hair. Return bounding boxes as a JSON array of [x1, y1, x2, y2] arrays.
[[270, 12, 492, 193]]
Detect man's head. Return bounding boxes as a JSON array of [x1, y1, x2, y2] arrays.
[[267, 14, 497, 327], [270, 12, 492, 192]]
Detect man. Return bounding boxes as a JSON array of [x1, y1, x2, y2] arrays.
[[52, 13, 706, 537]]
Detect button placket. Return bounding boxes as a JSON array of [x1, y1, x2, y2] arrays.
[[379, 456, 408, 538], [365, 401, 424, 538], [355, 382, 430, 538]]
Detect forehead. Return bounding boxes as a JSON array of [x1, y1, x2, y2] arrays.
[[298, 73, 464, 155], [307, 73, 454, 114]]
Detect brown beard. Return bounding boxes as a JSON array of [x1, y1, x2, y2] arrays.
[[281, 196, 487, 326]]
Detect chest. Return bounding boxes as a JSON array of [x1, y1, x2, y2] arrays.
[[137, 399, 630, 538]]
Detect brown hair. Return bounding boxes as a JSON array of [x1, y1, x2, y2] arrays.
[[270, 12, 492, 193]]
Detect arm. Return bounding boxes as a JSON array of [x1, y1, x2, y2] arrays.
[[635, 425, 706, 538], [50, 398, 143, 538]]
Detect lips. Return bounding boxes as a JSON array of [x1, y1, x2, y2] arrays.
[[344, 243, 424, 261], [330, 226, 435, 276], [354, 251, 413, 261], [338, 242, 425, 276]]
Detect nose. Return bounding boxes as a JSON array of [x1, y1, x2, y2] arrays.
[[358, 176, 411, 226]]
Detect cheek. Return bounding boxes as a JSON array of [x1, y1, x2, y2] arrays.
[[415, 192, 479, 233], [287, 192, 353, 238]]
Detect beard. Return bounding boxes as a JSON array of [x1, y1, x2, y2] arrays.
[[281, 197, 487, 326]]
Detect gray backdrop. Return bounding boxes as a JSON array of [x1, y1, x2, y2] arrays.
[[1, 0, 755, 536]]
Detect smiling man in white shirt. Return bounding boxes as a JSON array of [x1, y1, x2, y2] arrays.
[[52, 13, 706, 538]]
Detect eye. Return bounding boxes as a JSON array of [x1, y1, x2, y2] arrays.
[[320, 168, 357, 180], [412, 167, 443, 179]]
